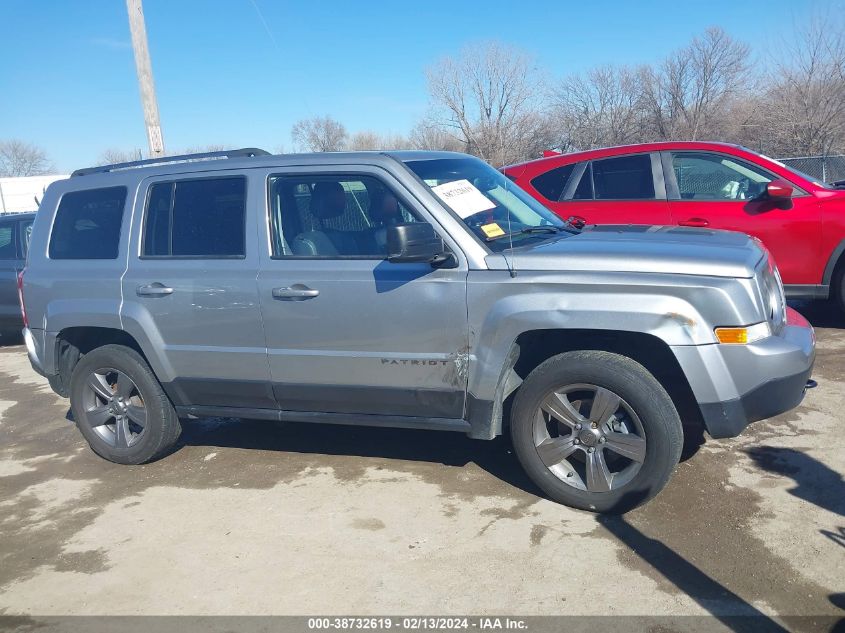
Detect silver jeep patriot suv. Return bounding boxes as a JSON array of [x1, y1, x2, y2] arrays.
[[19, 148, 815, 512]]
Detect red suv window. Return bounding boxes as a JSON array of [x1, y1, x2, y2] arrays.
[[592, 155, 655, 200]]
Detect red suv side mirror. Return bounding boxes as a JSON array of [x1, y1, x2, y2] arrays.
[[766, 179, 793, 199]]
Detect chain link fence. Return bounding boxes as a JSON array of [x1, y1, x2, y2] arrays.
[[779, 155, 845, 184]]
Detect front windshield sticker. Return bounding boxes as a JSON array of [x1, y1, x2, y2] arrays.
[[480, 222, 505, 238], [431, 179, 495, 218]]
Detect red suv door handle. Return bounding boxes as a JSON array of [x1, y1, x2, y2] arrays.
[[678, 217, 709, 228]]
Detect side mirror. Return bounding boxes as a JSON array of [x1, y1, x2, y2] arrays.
[[566, 215, 587, 229], [766, 179, 793, 199], [387, 223, 446, 264]]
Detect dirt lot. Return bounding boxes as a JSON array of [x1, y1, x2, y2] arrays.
[[0, 302, 842, 627]]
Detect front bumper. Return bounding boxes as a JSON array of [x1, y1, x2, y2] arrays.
[[672, 307, 815, 439]]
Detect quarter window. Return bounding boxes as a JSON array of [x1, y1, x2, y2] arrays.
[[268, 175, 422, 258], [672, 152, 774, 201], [143, 177, 246, 257], [49, 187, 127, 259], [592, 155, 655, 200], [530, 164, 575, 202]]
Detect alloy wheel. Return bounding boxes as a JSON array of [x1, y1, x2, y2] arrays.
[[532, 383, 647, 492], [81, 368, 147, 448]]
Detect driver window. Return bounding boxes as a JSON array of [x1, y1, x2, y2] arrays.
[[672, 152, 773, 201], [268, 175, 423, 259]]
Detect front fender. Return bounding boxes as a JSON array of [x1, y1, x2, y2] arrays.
[[466, 270, 759, 403]]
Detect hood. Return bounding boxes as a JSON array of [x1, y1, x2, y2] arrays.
[[488, 225, 765, 278]]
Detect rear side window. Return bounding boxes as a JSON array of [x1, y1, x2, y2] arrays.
[[0, 224, 14, 259], [530, 164, 575, 202], [143, 177, 246, 257], [49, 187, 127, 259], [592, 155, 655, 200]]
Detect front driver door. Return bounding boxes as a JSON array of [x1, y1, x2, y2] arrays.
[[665, 151, 821, 285], [256, 168, 469, 420]]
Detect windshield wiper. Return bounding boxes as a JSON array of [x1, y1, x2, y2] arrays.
[[485, 226, 564, 242]]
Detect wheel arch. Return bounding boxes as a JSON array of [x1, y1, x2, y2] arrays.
[[50, 327, 150, 397], [822, 238, 845, 288], [468, 328, 703, 440]]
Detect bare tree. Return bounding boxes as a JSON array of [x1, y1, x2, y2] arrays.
[[179, 144, 228, 155], [409, 120, 467, 152], [97, 144, 229, 166], [291, 116, 348, 152], [424, 41, 549, 166], [754, 17, 845, 156], [98, 148, 144, 165], [551, 65, 648, 151], [0, 140, 54, 177], [348, 130, 413, 150], [641, 27, 750, 140]]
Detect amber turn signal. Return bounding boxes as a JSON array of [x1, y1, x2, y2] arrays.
[[714, 322, 771, 345]]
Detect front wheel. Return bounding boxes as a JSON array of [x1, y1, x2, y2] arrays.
[[510, 350, 683, 513]]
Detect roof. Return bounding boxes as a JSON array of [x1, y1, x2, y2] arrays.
[[69, 148, 469, 181]]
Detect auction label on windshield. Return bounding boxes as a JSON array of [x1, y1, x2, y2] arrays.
[[480, 222, 505, 238], [431, 179, 495, 218]]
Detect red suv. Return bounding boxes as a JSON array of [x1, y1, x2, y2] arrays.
[[503, 142, 845, 310]]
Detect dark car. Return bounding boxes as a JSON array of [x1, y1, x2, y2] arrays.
[[0, 212, 35, 341]]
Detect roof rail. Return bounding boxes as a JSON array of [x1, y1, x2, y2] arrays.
[[71, 147, 271, 177]]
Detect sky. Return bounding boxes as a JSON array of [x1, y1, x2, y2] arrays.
[[1, 0, 841, 173]]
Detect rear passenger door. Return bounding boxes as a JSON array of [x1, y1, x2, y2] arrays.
[[121, 172, 273, 410], [256, 167, 469, 419], [551, 153, 672, 226]]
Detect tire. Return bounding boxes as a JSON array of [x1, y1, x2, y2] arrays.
[[69, 344, 181, 465], [510, 350, 683, 514]]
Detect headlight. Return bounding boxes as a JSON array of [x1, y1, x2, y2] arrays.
[[755, 247, 786, 334], [715, 322, 772, 344]]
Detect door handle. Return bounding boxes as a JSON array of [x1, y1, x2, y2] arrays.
[[136, 283, 174, 297], [272, 285, 319, 300], [678, 217, 709, 228]]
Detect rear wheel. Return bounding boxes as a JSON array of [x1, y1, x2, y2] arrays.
[[69, 344, 181, 464], [510, 350, 683, 513]]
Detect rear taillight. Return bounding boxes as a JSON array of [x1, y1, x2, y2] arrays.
[[17, 268, 28, 328]]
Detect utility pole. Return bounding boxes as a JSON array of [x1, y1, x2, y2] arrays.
[[126, 0, 165, 157]]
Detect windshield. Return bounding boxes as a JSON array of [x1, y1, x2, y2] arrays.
[[749, 150, 835, 188], [403, 156, 575, 252]]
